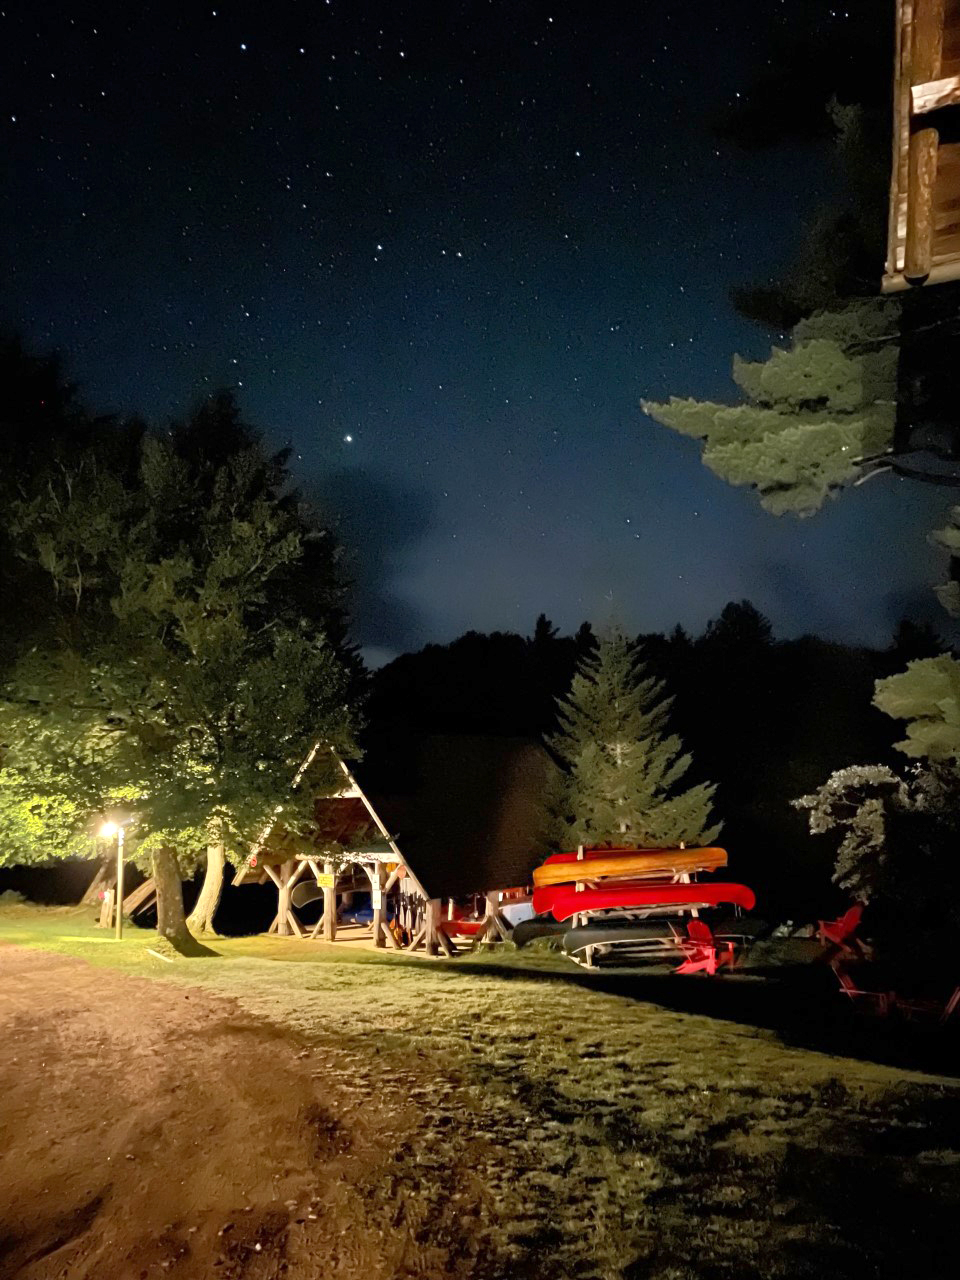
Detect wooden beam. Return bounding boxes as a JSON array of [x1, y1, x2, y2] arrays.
[[276, 859, 294, 937], [331, 750, 430, 901], [491, 912, 512, 942], [425, 898, 440, 957], [98, 889, 114, 929], [906, 0, 946, 281], [322, 860, 336, 942], [122, 877, 157, 915], [372, 863, 386, 949], [912, 72, 960, 114], [383, 919, 402, 950]]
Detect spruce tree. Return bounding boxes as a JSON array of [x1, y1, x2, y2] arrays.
[[548, 628, 720, 849]]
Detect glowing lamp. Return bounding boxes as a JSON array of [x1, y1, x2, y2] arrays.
[[100, 821, 119, 838]]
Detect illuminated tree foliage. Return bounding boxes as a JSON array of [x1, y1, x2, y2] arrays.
[[0, 378, 358, 950], [548, 628, 720, 849], [795, 761, 960, 975], [643, 301, 897, 517], [793, 764, 908, 904], [872, 654, 960, 762], [0, 771, 96, 867], [796, 656, 960, 973]]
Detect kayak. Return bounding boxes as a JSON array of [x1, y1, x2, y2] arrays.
[[532, 880, 756, 922], [532, 847, 727, 887], [562, 922, 677, 951], [512, 917, 567, 948]]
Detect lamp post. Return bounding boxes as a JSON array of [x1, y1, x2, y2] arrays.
[[100, 821, 125, 940]]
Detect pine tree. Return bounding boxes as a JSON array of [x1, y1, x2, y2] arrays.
[[642, 301, 898, 518], [873, 654, 960, 762], [548, 629, 720, 849]]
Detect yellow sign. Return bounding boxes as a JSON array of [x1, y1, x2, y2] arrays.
[[315, 872, 336, 889]]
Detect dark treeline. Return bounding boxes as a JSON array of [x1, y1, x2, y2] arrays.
[[367, 607, 945, 919]]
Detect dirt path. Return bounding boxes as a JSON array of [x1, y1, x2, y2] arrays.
[[0, 949, 440, 1280], [3, 942, 960, 1280]]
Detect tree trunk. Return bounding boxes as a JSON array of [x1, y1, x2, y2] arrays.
[[186, 842, 225, 935], [153, 845, 210, 955], [79, 855, 116, 906]]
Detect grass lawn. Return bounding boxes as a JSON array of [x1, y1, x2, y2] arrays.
[[2, 903, 960, 1279]]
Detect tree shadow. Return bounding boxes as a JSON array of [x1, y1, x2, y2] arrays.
[[428, 954, 960, 1077]]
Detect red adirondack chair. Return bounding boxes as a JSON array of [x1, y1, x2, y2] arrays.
[[832, 962, 893, 1016], [942, 987, 960, 1024], [675, 919, 736, 976], [818, 904, 864, 954]]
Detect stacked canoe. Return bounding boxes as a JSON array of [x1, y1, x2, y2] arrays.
[[518, 847, 755, 969]]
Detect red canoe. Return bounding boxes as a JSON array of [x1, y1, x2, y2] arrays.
[[439, 919, 486, 936], [532, 880, 756, 922]]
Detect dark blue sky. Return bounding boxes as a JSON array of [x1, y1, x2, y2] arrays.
[[1, 1, 946, 662]]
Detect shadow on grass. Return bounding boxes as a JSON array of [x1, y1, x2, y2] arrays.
[[219, 935, 960, 1078], [427, 954, 960, 1077], [619, 1087, 960, 1280]]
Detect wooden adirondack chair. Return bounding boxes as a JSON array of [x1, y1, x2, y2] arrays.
[[675, 919, 735, 976], [818, 904, 864, 955]]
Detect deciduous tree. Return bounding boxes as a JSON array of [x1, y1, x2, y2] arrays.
[[0, 387, 357, 950]]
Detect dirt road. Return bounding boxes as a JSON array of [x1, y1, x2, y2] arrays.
[[3, 940, 960, 1280], [0, 949, 440, 1280]]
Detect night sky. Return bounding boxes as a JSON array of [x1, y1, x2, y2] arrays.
[[1, 1, 947, 664]]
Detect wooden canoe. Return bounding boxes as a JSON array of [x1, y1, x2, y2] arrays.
[[532, 847, 727, 888], [532, 880, 756, 922]]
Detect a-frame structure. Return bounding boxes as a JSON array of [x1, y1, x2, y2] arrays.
[[233, 748, 439, 950], [236, 734, 557, 956]]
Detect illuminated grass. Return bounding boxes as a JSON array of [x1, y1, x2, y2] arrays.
[[3, 904, 959, 1278]]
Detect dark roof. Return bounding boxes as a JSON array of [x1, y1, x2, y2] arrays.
[[355, 732, 555, 899]]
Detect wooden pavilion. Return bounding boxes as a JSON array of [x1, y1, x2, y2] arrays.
[[234, 733, 556, 956]]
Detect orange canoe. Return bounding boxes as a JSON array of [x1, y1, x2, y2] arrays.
[[532, 847, 727, 888]]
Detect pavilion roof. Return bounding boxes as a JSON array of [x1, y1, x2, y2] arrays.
[[360, 732, 556, 899], [236, 732, 556, 900]]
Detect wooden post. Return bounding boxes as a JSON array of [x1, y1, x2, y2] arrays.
[[322, 860, 336, 942], [277, 859, 294, 936], [115, 825, 125, 941], [372, 863, 386, 948], [480, 890, 500, 944], [425, 897, 440, 956], [98, 889, 114, 929], [905, 0, 946, 281]]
